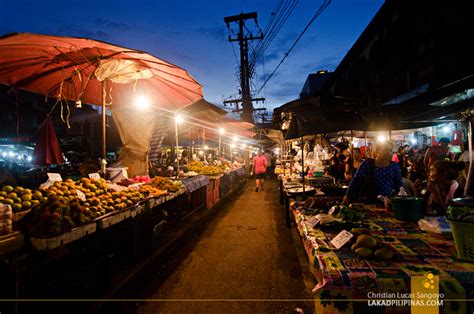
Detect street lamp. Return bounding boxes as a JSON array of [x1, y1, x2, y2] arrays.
[[175, 114, 184, 178], [134, 95, 151, 110], [229, 142, 235, 162]]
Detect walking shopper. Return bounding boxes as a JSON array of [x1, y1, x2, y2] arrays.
[[251, 149, 267, 192]]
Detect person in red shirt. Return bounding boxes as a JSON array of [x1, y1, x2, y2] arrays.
[[251, 149, 267, 192], [423, 137, 452, 170]]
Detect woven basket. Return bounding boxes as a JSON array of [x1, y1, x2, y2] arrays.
[[449, 220, 474, 262]]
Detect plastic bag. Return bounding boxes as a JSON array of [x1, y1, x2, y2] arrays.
[[398, 187, 408, 196], [418, 216, 451, 234]]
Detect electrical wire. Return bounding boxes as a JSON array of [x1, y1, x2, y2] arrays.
[[249, 0, 298, 73], [258, 0, 331, 94]]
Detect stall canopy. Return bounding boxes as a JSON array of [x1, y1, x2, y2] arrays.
[[182, 99, 227, 122], [278, 96, 447, 140], [0, 33, 202, 110], [149, 99, 226, 160], [0, 33, 203, 175]]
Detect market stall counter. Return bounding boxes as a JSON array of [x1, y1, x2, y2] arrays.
[[220, 166, 247, 200], [180, 175, 209, 221], [291, 202, 474, 314], [279, 174, 344, 227]]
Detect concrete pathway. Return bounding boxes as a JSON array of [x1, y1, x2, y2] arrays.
[[137, 178, 312, 313]]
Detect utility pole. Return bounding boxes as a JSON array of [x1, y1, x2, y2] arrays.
[[224, 12, 264, 124]]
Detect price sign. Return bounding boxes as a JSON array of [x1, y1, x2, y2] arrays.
[[306, 216, 321, 227], [88, 173, 101, 180], [330, 230, 353, 250], [75, 189, 86, 202], [47, 173, 62, 182]]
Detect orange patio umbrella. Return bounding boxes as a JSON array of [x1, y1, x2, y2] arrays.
[[0, 33, 203, 171]]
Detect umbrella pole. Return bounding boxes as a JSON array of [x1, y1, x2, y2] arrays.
[[175, 118, 179, 179], [465, 118, 474, 196], [301, 136, 306, 199], [101, 81, 107, 176]]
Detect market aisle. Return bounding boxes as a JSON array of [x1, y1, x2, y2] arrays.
[[137, 178, 312, 313]]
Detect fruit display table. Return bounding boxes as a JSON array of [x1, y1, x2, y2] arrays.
[[181, 175, 210, 194], [0, 171, 250, 312], [290, 204, 474, 314], [180, 176, 209, 221], [280, 176, 341, 227]]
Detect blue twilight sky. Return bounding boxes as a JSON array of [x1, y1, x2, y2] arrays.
[[0, 0, 383, 118]]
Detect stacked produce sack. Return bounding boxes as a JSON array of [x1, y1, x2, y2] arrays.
[[0, 204, 12, 235]]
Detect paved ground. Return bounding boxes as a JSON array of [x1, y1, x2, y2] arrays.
[[133, 178, 313, 314]]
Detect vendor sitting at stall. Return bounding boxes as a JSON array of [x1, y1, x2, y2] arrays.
[[425, 160, 465, 215], [343, 140, 402, 204]]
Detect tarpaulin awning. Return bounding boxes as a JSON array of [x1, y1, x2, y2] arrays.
[[32, 117, 65, 166], [277, 95, 449, 140]]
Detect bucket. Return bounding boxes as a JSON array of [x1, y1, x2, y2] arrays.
[[390, 196, 424, 222], [106, 167, 128, 183]]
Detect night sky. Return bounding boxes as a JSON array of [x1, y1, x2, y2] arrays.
[[0, 0, 383, 117]]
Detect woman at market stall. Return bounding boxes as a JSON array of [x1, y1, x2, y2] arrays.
[[251, 149, 267, 192], [343, 141, 403, 205], [344, 147, 363, 181], [329, 143, 348, 181], [425, 160, 465, 215]]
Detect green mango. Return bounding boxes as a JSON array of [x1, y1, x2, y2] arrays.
[[355, 247, 373, 258], [356, 235, 377, 248], [375, 247, 394, 260]]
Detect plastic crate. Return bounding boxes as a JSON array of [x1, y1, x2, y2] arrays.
[[449, 220, 474, 262]]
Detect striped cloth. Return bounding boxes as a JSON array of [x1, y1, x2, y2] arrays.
[[149, 115, 168, 162]]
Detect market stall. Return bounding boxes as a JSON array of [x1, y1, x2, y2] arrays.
[[0, 165, 247, 306], [289, 198, 474, 314]]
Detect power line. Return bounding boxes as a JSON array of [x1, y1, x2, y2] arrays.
[[257, 0, 331, 94], [223, 1, 295, 105], [249, 0, 298, 73]]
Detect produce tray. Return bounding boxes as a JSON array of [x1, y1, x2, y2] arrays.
[[30, 223, 97, 251], [146, 194, 169, 209], [97, 208, 131, 229], [131, 203, 146, 218], [12, 209, 31, 223], [0, 231, 24, 255]]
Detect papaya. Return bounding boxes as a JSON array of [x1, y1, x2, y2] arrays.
[[355, 247, 373, 258], [374, 247, 394, 260], [356, 235, 377, 248]]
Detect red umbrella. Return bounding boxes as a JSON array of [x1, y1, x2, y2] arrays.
[[0, 33, 203, 168], [33, 117, 65, 166]]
